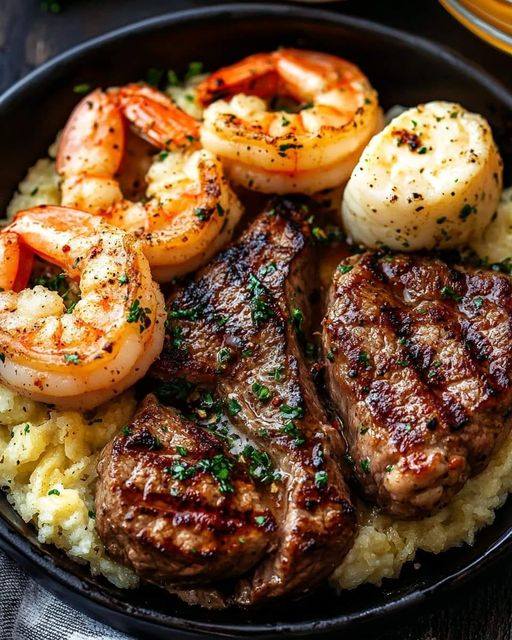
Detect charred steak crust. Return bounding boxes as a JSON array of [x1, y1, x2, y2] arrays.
[[150, 198, 357, 605], [323, 251, 512, 518], [96, 395, 272, 586]]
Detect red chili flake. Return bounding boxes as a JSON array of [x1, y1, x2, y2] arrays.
[[62, 244, 71, 253], [392, 129, 423, 152]]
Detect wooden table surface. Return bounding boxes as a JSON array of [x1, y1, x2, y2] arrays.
[[2, 1, 512, 639]]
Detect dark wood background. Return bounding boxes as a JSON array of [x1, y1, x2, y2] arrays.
[[2, 1, 512, 638]]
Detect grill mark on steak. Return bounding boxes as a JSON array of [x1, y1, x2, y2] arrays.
[[96, 395, 273, 587], [149, 198, 356, 606], [323, 251, 512, 518]]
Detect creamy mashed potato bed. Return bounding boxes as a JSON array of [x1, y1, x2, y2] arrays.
[[0, 384, 138, 589], [166, 74, 206, 120], [471, 187, 512, 262], [7, 158, 60, 218], [333, 429, 512, 589]]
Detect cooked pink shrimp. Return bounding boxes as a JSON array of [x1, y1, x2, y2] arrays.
[[197, 49, 383, 194], [0, 232, 33, 292], [57, 85, 242, 282], [0, 206, 165, 409]]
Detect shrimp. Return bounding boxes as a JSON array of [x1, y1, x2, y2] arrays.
[[57, 85, 243, 282], [197, 49, 383, 194], [0, 206, 166, 409], [0, 232, 33, 292]]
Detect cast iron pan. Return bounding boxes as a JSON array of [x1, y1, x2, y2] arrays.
[[1, 4, 512, 638]]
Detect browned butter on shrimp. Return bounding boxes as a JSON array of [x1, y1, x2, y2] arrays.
[[198, 49, 383, 194], [0, 206, 165, 409]]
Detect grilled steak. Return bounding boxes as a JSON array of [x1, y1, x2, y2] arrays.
[[132, 198, 356, 606], [96, 395, 271, 587], [323, 251, 512, 518]]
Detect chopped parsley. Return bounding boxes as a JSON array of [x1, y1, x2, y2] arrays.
[[247, 276, 274, 326], [33, 272, 78, 311], [278, 142, 303, 157], [146, 67, 164, 87], [64, 353, 80, 364], [167, 305, 202, 321], [338, 264, 353, 274], [279, 404, 304, 419], [227, 397, 242, 416], [251, 297, 274, 325], [47, 489, 60, 496], [185, 61, 203, 81], [358, 351, 370, 366], [167, 461, 196, 481], [167, 69, 179, 87], [252, 382, 271, 402], [281, 420, 306, 446], [194, 207, 210, 222], [255, 515, 267, 526], [155, 378, 194, 404], [440, 285, 462, 302], [242, 445, 279, 484], [312, 226, 327, 242], [176, 446, 188, 457], [314, 470, 328, 489], [271, 365, 284, 381], [73, 83, 91, 94], [291, 308, 304, 333], [170, 325, 185, 349], [127, 299, 152, 332], [259, 262, 277, 277], [197, 454, 234, 494], [217, 346, 232, 366], [360, 458, 371, 474]]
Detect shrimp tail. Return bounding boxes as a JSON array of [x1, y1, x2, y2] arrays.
[[0, 231, 33, 292], [197, 53, 278, 106], [116, 84, 200, 150]]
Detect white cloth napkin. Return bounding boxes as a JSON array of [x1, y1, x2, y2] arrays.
[[0, 550, 132, 640]]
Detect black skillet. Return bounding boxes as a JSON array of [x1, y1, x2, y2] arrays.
[[1, 4, 512, 638]]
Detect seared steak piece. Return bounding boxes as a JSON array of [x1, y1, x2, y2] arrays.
[[323, 251, 512, 518], [96, 395, 271, 586], [151, 199, 356, 606]]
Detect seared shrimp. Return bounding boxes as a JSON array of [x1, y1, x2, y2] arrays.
[[57, 85, 242, 282], [0, 232, 33, 292], [0, 206, 165, 409], [197, 49, 383, 194]]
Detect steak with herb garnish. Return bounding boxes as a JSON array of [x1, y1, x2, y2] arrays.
[[323, 251, 512, 518], [152, 198, 356, 606], [96, 395, 272, 587]]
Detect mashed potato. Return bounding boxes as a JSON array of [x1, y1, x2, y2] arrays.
[[166, 73, 205, 121], [333, 429, 512, 589], [471, 187, 512, 263], [5, 105, 512, 596], [0, 384, 138, 588], [7, 158, 60, 218]]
